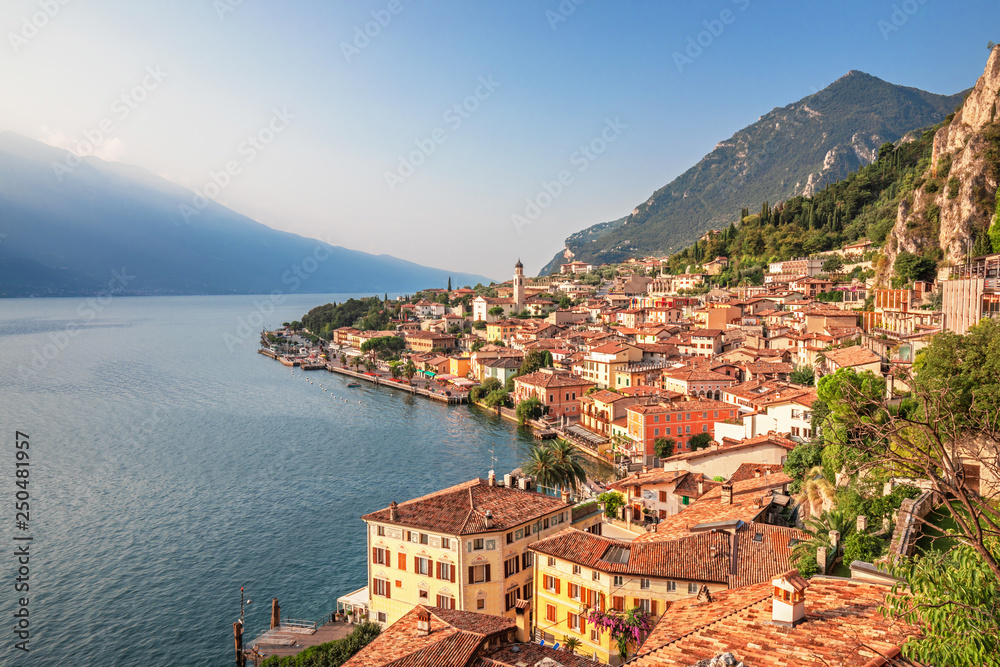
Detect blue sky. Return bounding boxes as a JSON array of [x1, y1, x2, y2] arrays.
[[1, 0, 996, 281]]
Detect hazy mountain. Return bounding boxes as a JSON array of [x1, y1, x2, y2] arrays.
[[540, 71, 969, 275], [0, 132, 491, 297]]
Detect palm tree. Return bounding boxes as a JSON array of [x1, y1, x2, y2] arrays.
[[403, 360, 416, 385], [521, 446, 561, 490], [562, 636, 581, 654], [794, 466, 835, 522], [547, 439, 588, 492], [389, 362, 401, 380]]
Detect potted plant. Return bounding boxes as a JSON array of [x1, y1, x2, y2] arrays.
[[346, 609, 354, 623]]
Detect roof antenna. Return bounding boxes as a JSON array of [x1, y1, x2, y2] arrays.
[[489, 444, 498, 477]]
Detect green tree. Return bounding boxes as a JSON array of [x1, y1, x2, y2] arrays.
[[598, 490, 626, 519], [884, 538, 1000, 666], [546, 439, 588, 492], [403, 359, 416, 385], [653, 437, 675, 459], [843, 531, 885, 564], [488, 306, 505, 318], [688, 432, 712, 451], [483, 389, 508, 408], [562, 636, 581, 654], [522, 445, 561, 489], [821, 255, 844, 273], [515, 396, 544, 425], [893, 251, 937, 285], [790, 364, 815, 386]]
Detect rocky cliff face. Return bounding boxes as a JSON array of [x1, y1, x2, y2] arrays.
[[883, 49, 1000, 282]]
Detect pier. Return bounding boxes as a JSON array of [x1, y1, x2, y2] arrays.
[[325, 364, 466, 404]]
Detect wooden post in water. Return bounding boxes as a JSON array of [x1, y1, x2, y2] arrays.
[[233, 620, 245, 667], [270, 598, 281, 630]]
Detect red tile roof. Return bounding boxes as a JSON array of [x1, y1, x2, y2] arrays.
[[514, 369, 594, 389], [631, 577, 922, 666], [476, 643, 606, 667], [361, 478, 570, 535], [343, 605, 515, 667]]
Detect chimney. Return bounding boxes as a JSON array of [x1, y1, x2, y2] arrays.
[[816, 547, 828, 574], [720, 484, 733, 505], [270, 598, 281, 630], [488, 471, 496, 487], [484, 510, 494, 530], [416, 608, 431, 636], [513, 601, 531, 643], [857, 515, 868, 532], [389, 501, 399, 522], [642, 465, 649, 474], [504, 473, 515, 488], [696, 585, 713, 604], [771, 570, 809, 626], [754, 468, 761, 478], [560, 489, 571, 504], [697, 479, 704, 496]]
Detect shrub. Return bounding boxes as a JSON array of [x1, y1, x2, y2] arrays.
[[843, 532, 886, 564], [598, 491, 625, 519], [947, 177, 960, 199]]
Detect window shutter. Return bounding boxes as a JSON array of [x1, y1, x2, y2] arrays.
[[372, 547, 377, 563], [469, 566, 475, 584], [436, 562, 442, 579], [428, 558, 434, 576], [580, 616, 586, 635], [385, 580, 390, 599], [613, 595, 623, 611], [485, 564, 491, 582], [634, 598, 641, 609], [554, 577, 560, 594], [567, 612, 572, 627], [450, 564, 456, 583], [398, 553, 406, 570], [599, 593, 605, 612], [651, 600, 658, 616]]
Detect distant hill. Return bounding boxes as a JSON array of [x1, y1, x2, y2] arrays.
[[539, 71, 969, 275], [0, 132, 491, 297]]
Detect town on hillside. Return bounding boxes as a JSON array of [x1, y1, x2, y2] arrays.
[[249, 242, 1000, 667]]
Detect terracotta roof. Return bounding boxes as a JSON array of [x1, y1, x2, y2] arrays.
[[514, 369, 594, 389], [344, 605, 515, 667], [663, 368, 735, 383], [824, 345, 881, 368], [672, 472, 722, 499], [663, 433, 797, 464], [628, 399, 734, 415], [589, 389, 627, 403], [611, 469, 687, 489], [636, 474, 791, 542], [589, 342, 635, 355], [361, 478, 570, 535], [476, 643, 607, 667], [631, 577, 921, 666], [727, 463, 785, 484], [529, 528, 732, 583]]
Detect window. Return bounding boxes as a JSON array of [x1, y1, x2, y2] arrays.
[[472, 538, 484, 551], [685, 425, 691, 434], [477, 599, 486, 610], [653, 415, 659, 423], [549, 394, 554, 402], [419, 533, 429, 545], [714, 410, 719, 418], [470, 564, 490, 584], [702, 411, 708, 419], [591, 629, 600, 642], [612, 595, 624, 611], [376, 525, 385, 536], [665, 427, 671, 435], [546, 604, 556, 623], [506, 532, 514, 544], [372, 547, 388, 565], [688, 583, 698, 594], [548, 557, 556, 567], [637, 598, 651, 613], [659, 491, 667, 503], [373, 578, 389, 597], [613, 575, 624, 587], [592, 571, 600, 582], [544, 575, 558, 592], [505, 589, 520, 611], [666, 581, 676, 592], [504, 555, 520, 578], [415, 557, 431, 576], [419, 589, 428, 600], [664, 414, 671, 422], [441, 537, 450, 550], [702, 425, 708, 432], [377, 612, 387, 623], [640, 578, 651, 590], [572, 564, 582, 575], [568, 613, 580, 631], [436, 594, 454, 609], [522, 581, 533, 600], [685, 413, 691, 420], [522, 552, 533, 570], [569, 583, 581, 600], [653, 428, 659, 436]]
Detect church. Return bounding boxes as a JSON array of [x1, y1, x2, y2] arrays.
[[471, 260, 528, 322]]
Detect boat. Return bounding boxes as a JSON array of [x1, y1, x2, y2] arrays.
[[346, 382, 361, 388]]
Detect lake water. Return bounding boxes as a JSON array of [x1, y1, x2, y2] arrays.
[[0, 294, 569, 666]]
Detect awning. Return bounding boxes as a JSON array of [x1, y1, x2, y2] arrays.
[[436, 374, 457, 381], [337, 586, 369, 609]]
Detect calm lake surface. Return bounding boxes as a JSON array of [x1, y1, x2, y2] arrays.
[[0, 294, 563, 666]]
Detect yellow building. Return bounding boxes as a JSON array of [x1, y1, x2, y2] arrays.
[[529, 526, 784, 665], [362, 476, 571, 628], [449, 356, 471, 378], [485, 320, 520, 344]]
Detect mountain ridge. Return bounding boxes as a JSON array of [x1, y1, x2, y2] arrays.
[[0, 132, 492, 297], [539, 70, 970, 275]]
